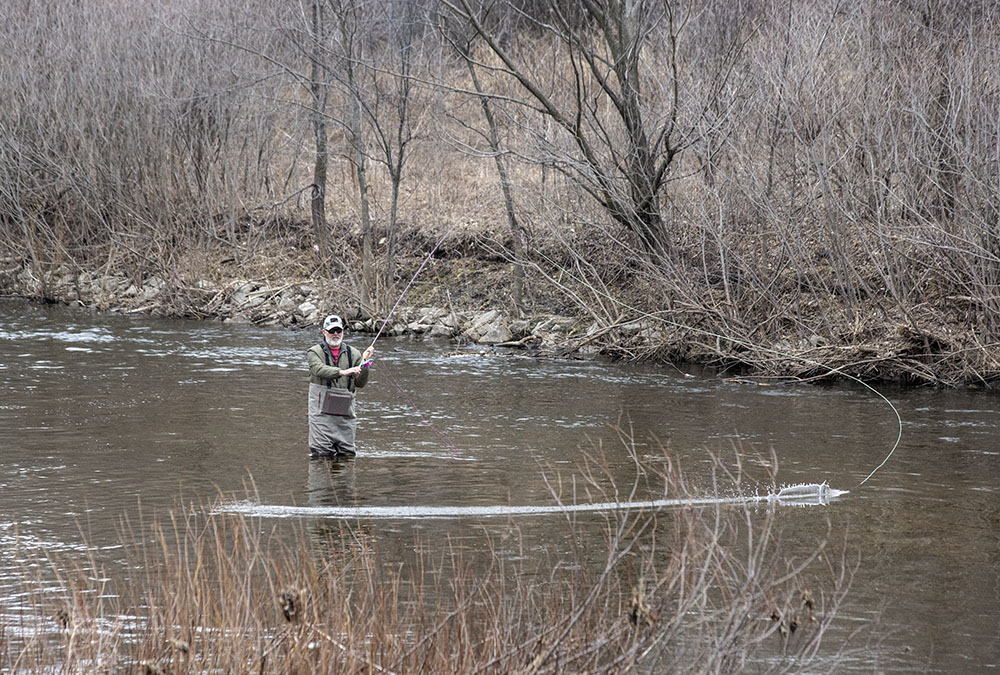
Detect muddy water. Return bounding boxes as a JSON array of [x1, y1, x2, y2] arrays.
[[1, 299, 998, 671]]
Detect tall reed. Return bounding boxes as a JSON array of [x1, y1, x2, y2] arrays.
[[1, 439, 866, 673]]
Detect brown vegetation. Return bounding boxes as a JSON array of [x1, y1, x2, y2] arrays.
[[1, 0, 998, 386], [1, 442, 863, 673]]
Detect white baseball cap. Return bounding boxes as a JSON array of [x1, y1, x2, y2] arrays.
[[322, 314, 345, 331]]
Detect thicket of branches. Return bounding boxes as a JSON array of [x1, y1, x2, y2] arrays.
[[1, 0, 997, 384]]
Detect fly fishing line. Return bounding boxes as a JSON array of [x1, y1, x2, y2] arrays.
[[524, 247, 902, 489], [359, 222, 900, 491]]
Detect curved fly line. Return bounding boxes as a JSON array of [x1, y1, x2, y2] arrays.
[[363, 226, 901, 491]]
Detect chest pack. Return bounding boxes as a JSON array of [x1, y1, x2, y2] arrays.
[[320, 343, 354, 415], [321, 343, 354, 391]]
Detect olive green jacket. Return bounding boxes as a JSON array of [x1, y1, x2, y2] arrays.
[[307, 342, 370, 392]]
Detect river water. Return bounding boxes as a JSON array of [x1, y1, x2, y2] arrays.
[[1, 299, 997, 671]]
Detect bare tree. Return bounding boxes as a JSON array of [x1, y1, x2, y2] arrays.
[[364, 0, 421, 295], [442, 0, 742, 262], [326, 0, 377, 305], [440, 14, 528, 311], [308, 0, 334, 261]]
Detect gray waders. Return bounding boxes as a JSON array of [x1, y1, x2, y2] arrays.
[[308, 345, 358, 458]]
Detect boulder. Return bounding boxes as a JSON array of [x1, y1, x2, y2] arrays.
[[465, 310, 512, 344], [509, 319, 532, 338], [471, 309, 500, 330], [428, 324, 454, 338], [231, 282, 257, 306], [479, 321, 512, 344], [417, 306, 448, 324], [533, 315, 579, 335], [297, 301, 319, 324], [140, 277, 166, 302]]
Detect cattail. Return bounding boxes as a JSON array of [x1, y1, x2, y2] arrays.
[[53, 608, 70, 630], [801, 588, 817, 623], [628, 580, 657, 627], [280, 587, 305, 623]]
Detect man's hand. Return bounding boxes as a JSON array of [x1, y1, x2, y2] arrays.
[[341, 366, 363, 376], [362, 346, 375, 362]]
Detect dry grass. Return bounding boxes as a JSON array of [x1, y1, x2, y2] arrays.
[[1, 436, 864, 674]]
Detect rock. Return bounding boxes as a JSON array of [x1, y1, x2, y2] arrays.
[[140, 277, 166, 302], [297, 301, 319, 324], [96, 276, 125, 294], [534, 315, 579, 335], [479, 321, 512, 344], [471, 309, 500, 330], [428, 324, 454, 338], [231, 282, 257, 306], [509, 319, 532, 338], [465, 310, 512, 344], [417, 307, 448, 324]]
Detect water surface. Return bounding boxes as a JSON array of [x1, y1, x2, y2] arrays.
[[1, 299, 997, 671]]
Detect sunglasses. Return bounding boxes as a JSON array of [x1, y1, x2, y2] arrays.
[[326, 327, 343, 334]]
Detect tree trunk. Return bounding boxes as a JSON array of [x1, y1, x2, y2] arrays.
[[348, 76, 374, 312], [309, 0, 331, 262], [465, 55, 525, 311]]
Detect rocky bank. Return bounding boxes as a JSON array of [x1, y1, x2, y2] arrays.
[[5, 258, 998, 388], [0, 262, 604, 357]]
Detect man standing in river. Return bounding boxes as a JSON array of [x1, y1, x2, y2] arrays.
[[307, 314, 374, 459]]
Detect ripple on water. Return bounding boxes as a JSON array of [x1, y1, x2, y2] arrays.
[[364, 450, 478, 461], [215, 485, 843, 520]]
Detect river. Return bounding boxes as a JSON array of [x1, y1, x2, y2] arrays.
[[1, 299, 997, 671]]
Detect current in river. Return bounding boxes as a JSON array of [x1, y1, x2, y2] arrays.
[[0, 299, 998, 671]]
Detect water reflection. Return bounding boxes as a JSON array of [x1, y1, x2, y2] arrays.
[[306, 457, 358, 508]]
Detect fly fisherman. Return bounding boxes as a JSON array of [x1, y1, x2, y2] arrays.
[[307, 314, 375, 458]]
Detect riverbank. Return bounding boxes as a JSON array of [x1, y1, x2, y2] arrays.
[[0, 255, 591, 355], [3, 244, 998, 390]]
